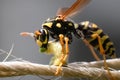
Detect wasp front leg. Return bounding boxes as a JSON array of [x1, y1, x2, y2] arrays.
[[55, 34, 69, 75], [59, 34, 65, 54]]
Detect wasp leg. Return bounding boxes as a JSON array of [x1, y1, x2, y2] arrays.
[[59, 34, 65, 54], [55, 34, 65, 75], [55, 35, 69, 75], [61, 37, 69, 66], [82, 39, 100, 61], [91, 33, 116, 80], [64, 37, 69, 58]]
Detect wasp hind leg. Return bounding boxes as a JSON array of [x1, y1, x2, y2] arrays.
[[91, 33, 116, 80], [55, 34, 69, 75], [82, 38, 101, 61]]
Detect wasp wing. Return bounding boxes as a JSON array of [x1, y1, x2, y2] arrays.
[[57, 0, 92, 19]]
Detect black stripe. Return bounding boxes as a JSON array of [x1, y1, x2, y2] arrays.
[[96, 44, 115, 57], [105, 45, 114, 56], [77, 25, 85, 30], [89, 31, 104, 48], [89, 38, 98, 47], [108, 50, 115, 57], [99, 32, 105, 38], [102, 38, 110, 50]]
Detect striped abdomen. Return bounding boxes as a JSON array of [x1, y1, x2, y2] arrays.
[[76, 21, 116, 57]]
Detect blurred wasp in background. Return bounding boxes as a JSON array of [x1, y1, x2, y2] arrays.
[[21, 0, 116, 79]]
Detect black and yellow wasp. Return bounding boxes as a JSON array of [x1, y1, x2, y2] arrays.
[[21, 0, 116, 78]]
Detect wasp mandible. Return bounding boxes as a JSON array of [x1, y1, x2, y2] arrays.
[[21, 0, 116, 78]]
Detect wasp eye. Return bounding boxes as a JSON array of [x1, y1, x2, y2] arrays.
[[39, 29, 46, 42]]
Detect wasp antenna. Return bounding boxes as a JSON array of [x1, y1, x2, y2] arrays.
[[20, 32, 34, 37], [34, 30, 41, 35]]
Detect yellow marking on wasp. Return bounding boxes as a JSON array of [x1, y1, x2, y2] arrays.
[[81, 22, 85, 25], [109, 48, 115, 55], [42, 22, 53, 28], [88, 30, 103, 48], [56, 23, 61, 28], [105, 42, 113, 51], [42, 36, 48, 44], [92, 23, 98, 28], [91, 35, 109, 49], [74, 23, 79, 29], [36, 31, 48, 46], [88, 29, 103, 42], [93, 29, 103, 35], [68, 23, 73, 26], [83, 21, 89, 29], [101, 35, 109, 44], [44, 29, 48, 35], [36, 40, 42, 46]]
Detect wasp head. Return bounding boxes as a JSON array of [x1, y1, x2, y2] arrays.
[[20, 29, 49, 52], [34, 29, 49, 52]]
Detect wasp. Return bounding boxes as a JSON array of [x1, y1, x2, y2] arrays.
[[21, 0, 116, 78]]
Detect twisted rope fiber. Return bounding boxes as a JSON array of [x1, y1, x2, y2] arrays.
[[0, 58, 120, 80]]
